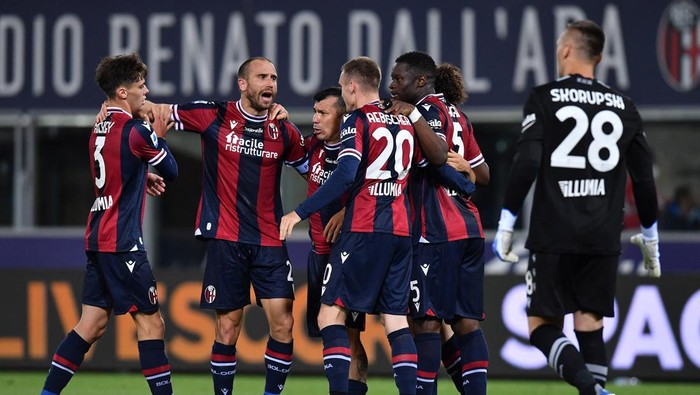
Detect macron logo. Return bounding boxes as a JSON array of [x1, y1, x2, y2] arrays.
[[420, 263, 430, 276], [125, 260, 136, 273], [340, 251, 350, 264], [230, 120, 238, 130]]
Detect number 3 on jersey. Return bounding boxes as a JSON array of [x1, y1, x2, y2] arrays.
[[93, 136, 107, 189], [550, 106, 622, 172]]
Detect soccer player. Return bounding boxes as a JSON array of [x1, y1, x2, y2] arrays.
[[389, 52, 489, 395], [279, 57, 473, 395], [304, 87, 369, 395], [493, 20, 660, 395], [40, 53, 178, 395], [160, 56, 307, 395], [434, 62, 491, 395]]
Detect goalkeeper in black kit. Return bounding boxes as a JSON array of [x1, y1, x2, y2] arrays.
[[492, 20, 660, 395]]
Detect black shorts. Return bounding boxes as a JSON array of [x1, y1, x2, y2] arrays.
[[526, 251, 618, 318], [82, 250, 160, 315], [306, 251, 365, 337], [409, 239, 485, 322], [200, 240, 294, 311], [320, 232, 412, 315]]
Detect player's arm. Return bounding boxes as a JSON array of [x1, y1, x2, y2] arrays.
[[428, 163, 476, 196], [385, 99, 447, 166], [130, 117, 178, 182], [493, 91, 544, 262], [446, 151, 476, 183], [279, 154, 358, 240], [627, 112, 661, 277]]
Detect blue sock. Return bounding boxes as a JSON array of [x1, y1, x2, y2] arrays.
[[458, 329, 489, 395], [210, 341, 237, 394], [388, 328, 417, 395], [138, 339, 173, 395], [441, 335, 464, 395], [264, 337, 293, 394], [414, 332, 441, 395], [321, 325, 351, 395], [348, 379, 368, 395], [42, 330, 91, 394]]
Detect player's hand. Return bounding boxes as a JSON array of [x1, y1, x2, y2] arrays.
[[269, 103, 289, 120], [151, 105, 174, 138], [323, 208, 345, 243], [146, 173, 166, 197], [279, 211, 302, 240], [631, 234, 661, 277], [492, 229, 519, 263], [382, 99, 415, 117], [95, 101, 108, 124], [447, 150, 475, 183]]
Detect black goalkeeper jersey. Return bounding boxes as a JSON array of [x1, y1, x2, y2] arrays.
[[503, 74, 657, 255]]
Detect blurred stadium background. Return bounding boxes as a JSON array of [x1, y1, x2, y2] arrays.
[[1, 0, 699, 390]]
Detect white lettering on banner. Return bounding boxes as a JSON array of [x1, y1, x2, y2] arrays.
[[501, 283, 696, 372], [219, 13, 249, 95], [0, 15, 24, 96], [182, 13, 215, 96], [109, 14, 139, 55], [680, 289, 700, 367], [611, 285, 683, 370], [513, 7, 548, 91], [289, 11, 322, 96], [598, 5, 629, 89], [0, 6, 631, 101], [348, 10, 381, 61], [148, 13, 176, 96], [462, 9, 491, 93], [256, 11, 285, 65], [32, 15, 45, 96], [53, 15, 82, 97]]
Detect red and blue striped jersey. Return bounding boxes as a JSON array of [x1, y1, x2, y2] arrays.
[[172, 100, 308, 246], [340, 101, 422, 237], [305, 135, 345, 254], [85, 107, 178, 252], [413, 94, 484, 242]]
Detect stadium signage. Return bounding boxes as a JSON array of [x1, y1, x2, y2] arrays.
[[1, 270, 698, 379], [0, 1, 697, 110]]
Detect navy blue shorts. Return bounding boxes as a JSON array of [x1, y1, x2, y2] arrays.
[[320, 232, 412, 315], [409, 238, 485, 322], [526, 251, 617, 318], [82, 250, 160, 315], [200, 240, 294, 311], [307, 251, 366, 337]]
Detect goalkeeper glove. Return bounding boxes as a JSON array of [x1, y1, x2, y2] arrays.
[[492, 209, 519, 263], [631, 233, 661, 278]]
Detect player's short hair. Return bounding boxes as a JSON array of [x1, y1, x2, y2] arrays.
[[238, 56, 274, 79], [95, 52, 147, 98], [395, 51, 436, 84], [341, 57, 381, 91], [313, 86, 346, 114], [435, 63, 468, 105], [568, 20, 605, 62]]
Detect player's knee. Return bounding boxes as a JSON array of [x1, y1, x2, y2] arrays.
[[413, 318, 441, 334], [269, 313, 294, 341]]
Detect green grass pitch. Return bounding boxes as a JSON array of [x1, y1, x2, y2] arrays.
[[4, 371, 700, 394]]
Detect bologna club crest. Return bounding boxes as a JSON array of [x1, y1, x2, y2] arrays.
[[204, 285, 217, 303], [148, 286, 159, 305], [657, 0, 700, 91], [268, 123, 279, 140]]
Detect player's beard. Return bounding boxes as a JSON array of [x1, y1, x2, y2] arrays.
[[246, 89, 275, 113]]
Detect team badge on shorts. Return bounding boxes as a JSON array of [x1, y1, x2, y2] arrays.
[[148, 286, 158, 305], [204, 285, 217, 303], [657, 0, 700, 91]]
